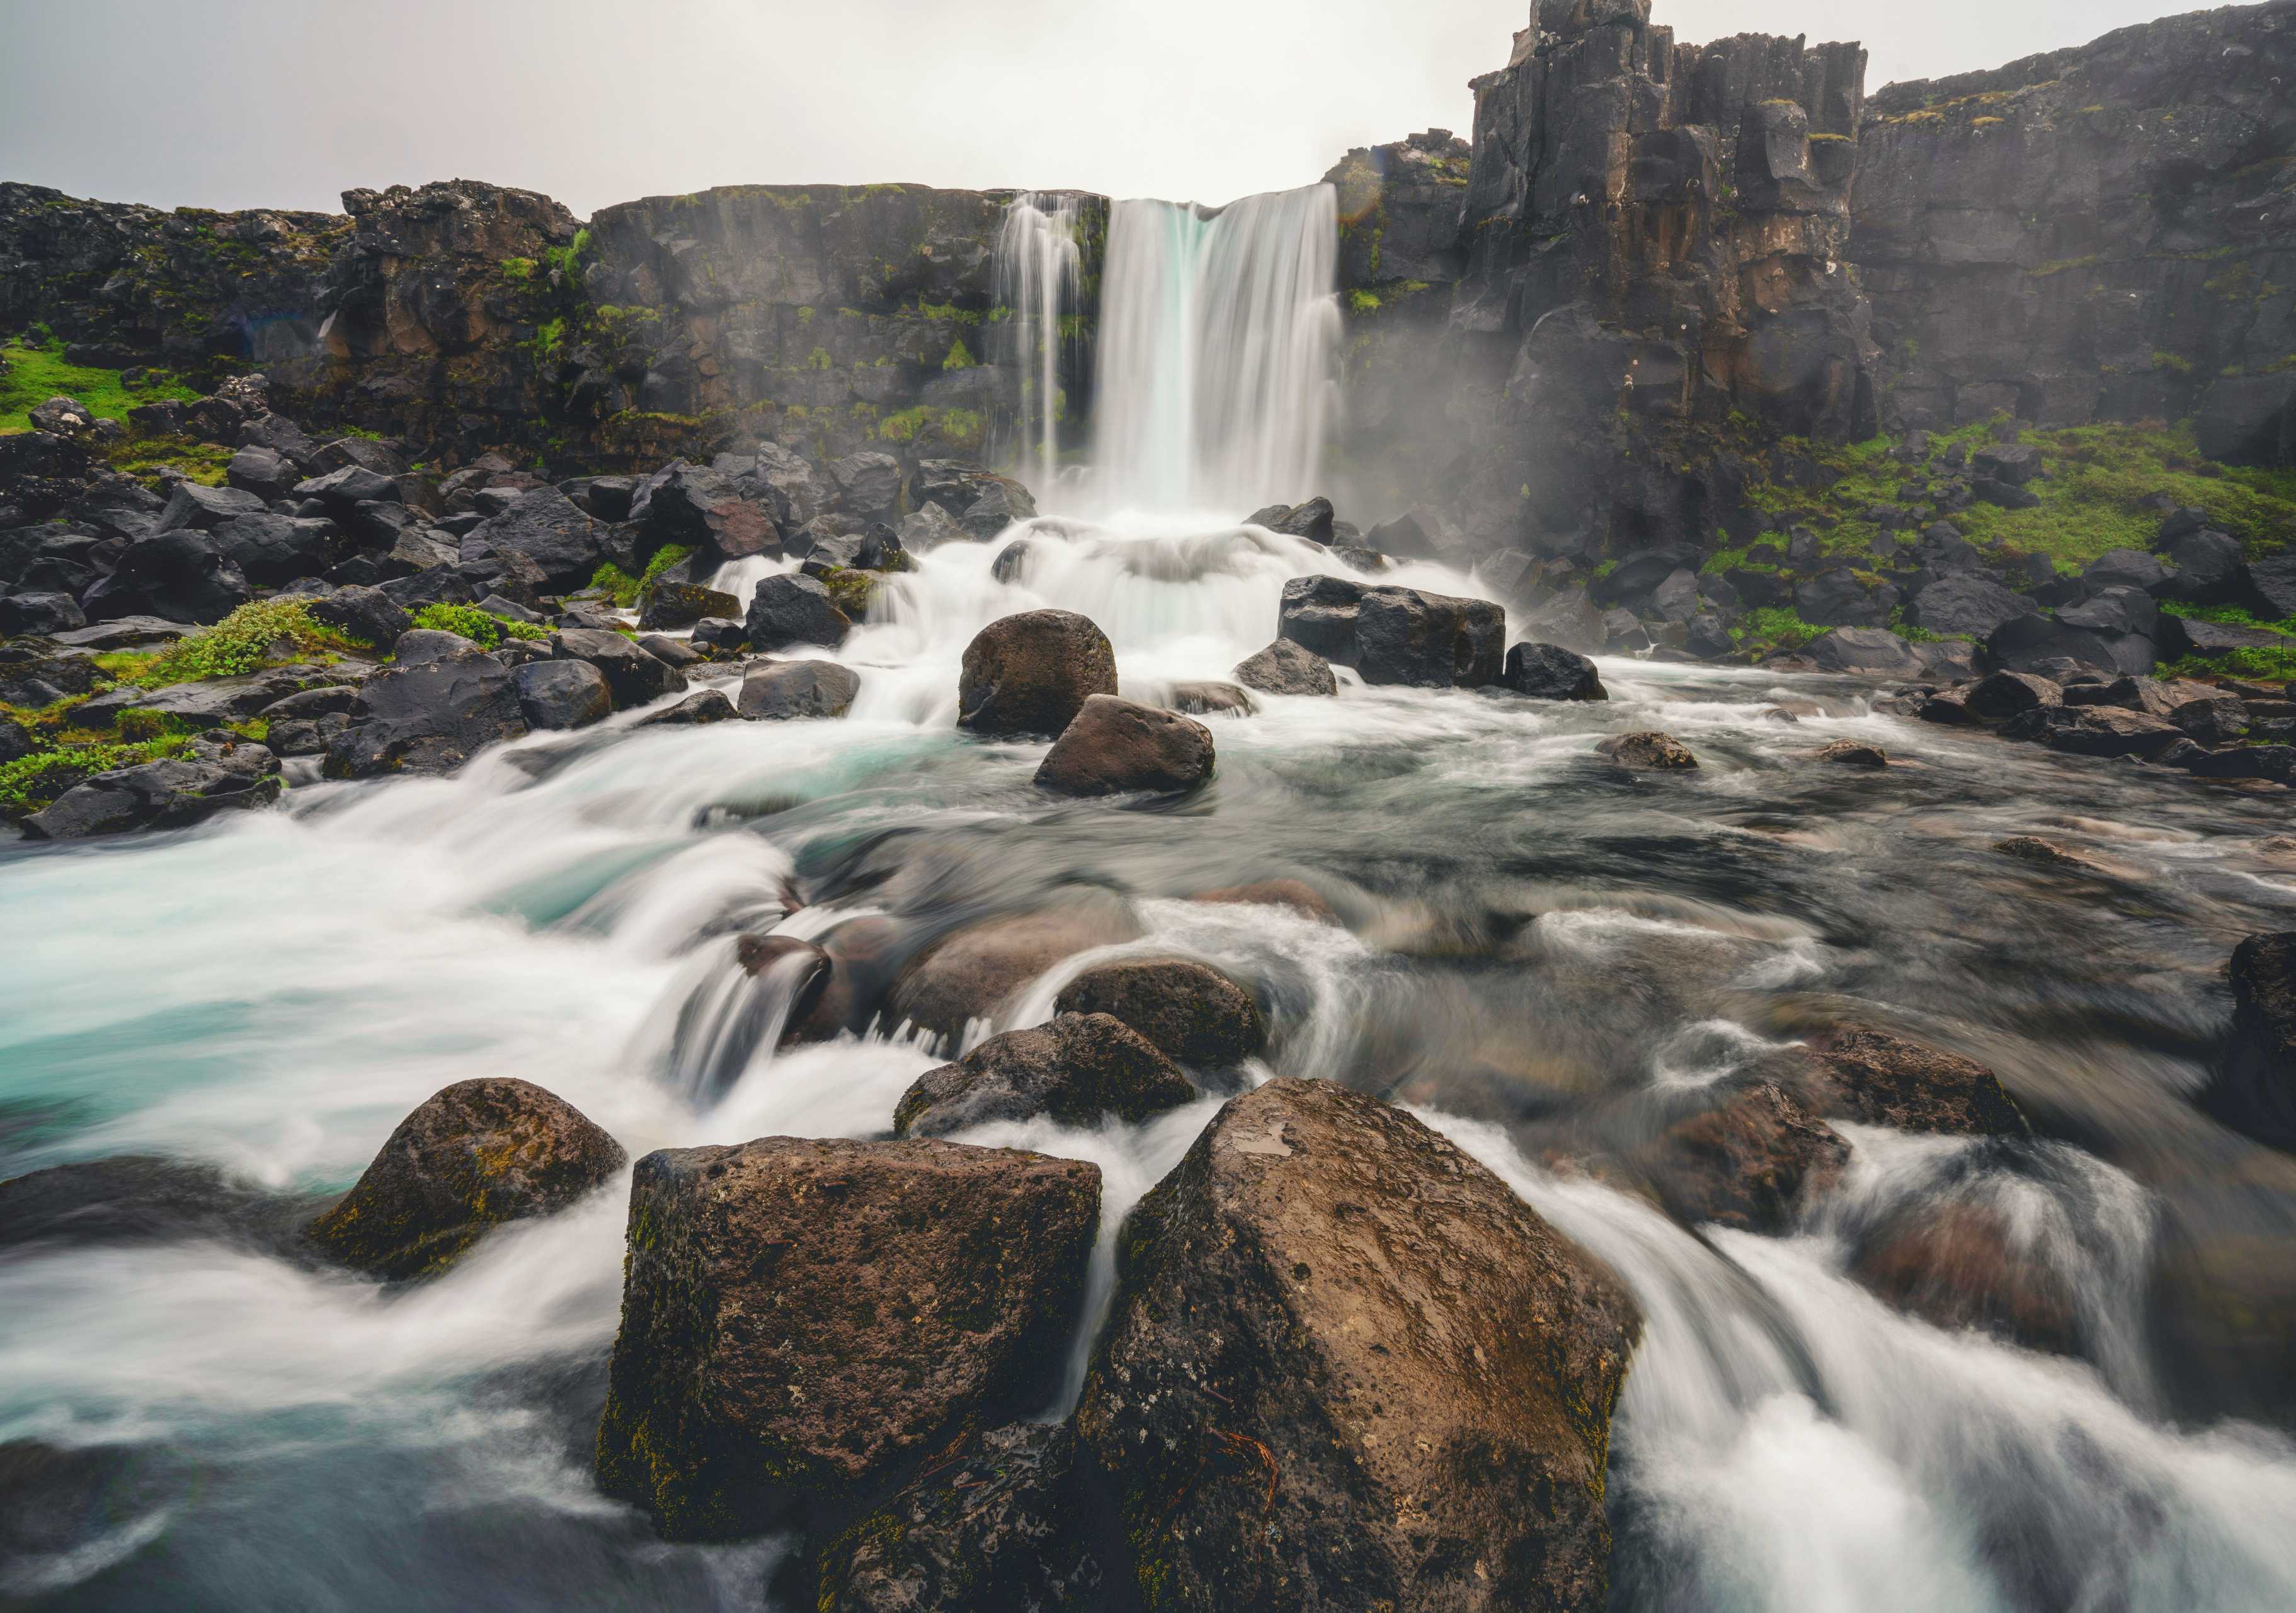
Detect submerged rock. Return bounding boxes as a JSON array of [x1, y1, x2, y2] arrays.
[[1812, 738, 1888, 768], [1165, 679, 1257, 717], [0, 1155, 319, 1256], [1189, 878, 1339, 923], [2202, 932, 2296, 1150], [637, 688, 740, 727], [1233, 637, 1338, 697], [957, 609, 1118, 737], [889, 904, 1144, 1044], [893, 1012, 1196, 1137], [304, 1078, 626, 1280], [813, 1422, 1107, 1613], [1036, 694, 1215, 796], [1635, 1082, 1850, 1235], [1596, 730, 1698, 770], [1053, 957, 1265, 1068], [1849, 1201, 2077, 1356], [324, 645, 528, 778], [1075, 1078, 1640, 1613], [594, 1137, 1100, 1541]]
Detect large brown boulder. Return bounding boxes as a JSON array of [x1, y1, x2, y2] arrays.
[[1075, 1078, 1640, 1613], [1633, 1082, 1850, 1234], [304, 1079, 626, 1280], [888, 904, 1144, 1044], [1804, 1026, 2031, 1137], [1053, 957, 1265, 1068], [957, 609, 1117, 737], [594, 1137, 1101, 1541], [894, 1013, 1197, 1137], [2201, 932, 2296, 1149], [1035, 695, 1214, 797]]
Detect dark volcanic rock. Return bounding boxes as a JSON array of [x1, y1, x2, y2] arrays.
[[1805, 1026, 2030, 1137], [302, 584, 411, 649], [2202, 932, 2296, 1151], [323, 645, 528, 778], [894, 1012, 1196, 1137], [1035, 694, 1214, 796], [1963, 670, 2060, 724], [306, 1078, 626, 1280], [746, 573, 852, 653], [813, 1423, 1106, 1613], [738, 659, 862, 720], [889, 904, 1144, 1044], [1800, 627, 1921, 677], [513, 659, 612, 731], [464, 488, 606, 593], [551, 627, 688, 709], [1277, 575, 1505, 688], [24, 753, 280, 840], [1907, 573, 2031, 640], [636, 580, 741, 631], [593, 1136, 1100, 1541], [1052, 957, 1265, 1068], [957, 608, 1119, 737], [637, 688, 741, 727], [1504, 640, 1606, 700], [1233, 637, 1338, 697], [631, 460, 779, 562], [1075, 1078, 1640, 1613], [82, 531, 253, 625]]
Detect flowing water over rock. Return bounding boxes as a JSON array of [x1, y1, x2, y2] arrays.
[[7, 200, 2296, 1613]]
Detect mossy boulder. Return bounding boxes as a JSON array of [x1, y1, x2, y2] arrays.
[[304, 1078, 626, 1280]]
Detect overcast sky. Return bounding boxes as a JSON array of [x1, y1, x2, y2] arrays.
[[3, 0, 2185, 217]]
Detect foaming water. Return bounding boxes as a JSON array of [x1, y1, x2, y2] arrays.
[[9, 522, 2296, 1605]]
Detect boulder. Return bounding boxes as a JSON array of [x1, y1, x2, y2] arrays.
[[300, 584, 410, 649], [746, 573, 852, 652], [828, 452, 906, 520], [1813, 738, 1888, 768], [463, 488, 606, 593], [1795, 567, 1888, 628], [636, 581, 741, 631], [226, 445, 299, 503], [2041, 706, 2188, 760], [2201, 932, 2296, 1149], [636, 688, 741, 727], [1987, 610, 2149, 677], [1036, 694, 1214, 796], [1276, 576, 1505, 688], [1803, 1027, 2030, 1137], [293, 464, 397, 510], [154, 481, 270, 533], [0, 591, 84, 636], [1596, 731, 1697, 770], [207, 512, 338, 586], [957, 609, 1118, 737], [894, 1012, 1196, 1137], [2156, 529, 2250, 605], [1800, 626, 1921, 676], [738, 659, 862, 721], [81, 532, 252, 625], [813, 1423, 1105, 1613], [1166, 680, 1256, 717], [1633, 1082, 1850, 1234], [1906, 573, 2031, 640], [890, 904, 1144, 1043], [629, 461, 779, 562], [1233, 637, 1338, 697], [2082, 549, 2171, 596], [514, 659, 612, 731], [1504, 641, 1606, 700], [1963, 670, 2060, 724], [1075, 1078, 1640, 1613], [1052, 957, 1265, 1068], [23, 753, 280, 840], [306, 1079, 625, 1280], [323, 646, 528, 778], [896, 501, 968, 553], [0, 1154, 316, 1255], [593, 1137, 1100, 1540], [1517, 587, 1607, 653], [551, 627, 687, 709]]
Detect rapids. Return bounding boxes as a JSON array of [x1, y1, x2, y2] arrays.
[[4, 188, 2296, 1613]]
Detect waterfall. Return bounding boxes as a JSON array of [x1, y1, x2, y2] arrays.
[[994, 193, 1083, 503]]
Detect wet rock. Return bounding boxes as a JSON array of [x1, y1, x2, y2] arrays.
[[636, 632, 705, 669], [2040, 705, 2188, 760], [828, 451, 906, 520], [746, 573, 854, 653], [1907, 573, 2031, 640], [0, 1439, 170, 1578], [1987, 611, 2149, 678], [1233, 637, 1337, 697], [1075, 1078, 1640, 1613], [1166, 680, 1257, 717], [1635, 1083, 1850, 1234], [890, 904, 1144, 1044], [894, 1012, 1196, 1137], [551, 627, 688, 709], [956, 609, 1119, 739], [23, 753, 280, 840], [294, 464, 399, 510], [2148, 1213, 2296, 1428], [0, 1155, 318, 1255], [306, 1078, 626, 1280], [1800, 627, 1922, 677], [593, 1137, 1099, 1541], [813, 1423, 1106, 1613], [692, 617, 748, 656], [896, 500, 968, 553], [636, 688, 740, 727], [629, 460, 779, 562], [1505, 641, 1606, 700], [462, 488, 607, 593], [1053, 957, 1265, 1068], [1813, 738, 1888, 768], [2200, 932, 2296, 1150], [323, 645, 528, 778], [301, 584, 409, 649], [1805, 1026, 2030, 1137], [514, 659, 612, 731], [636, 580, 741, 631], [1276, 575, 1505, 688], [1596, 731, 1698, 770], [738, 659, 862, 721], [0, 590, 85, 636], [1963, 670, 2060, 724], [154, 480, 269, 533], [1190, 879, 1340, 923], [81, 531, 252, 625], [1849, 1202, 2077, 1355], [1795, 567, 1889, 629], [1036, 694, 1214, 797], [734, 933, 835, 1046]]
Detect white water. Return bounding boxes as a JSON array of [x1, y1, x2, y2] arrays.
[[1088, 185, 1340, 518], [993, 192, 1083, 501]]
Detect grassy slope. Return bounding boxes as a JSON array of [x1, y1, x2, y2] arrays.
[[1, 336, 232, 485]]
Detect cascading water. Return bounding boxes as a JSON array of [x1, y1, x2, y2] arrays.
[[1088, 186, 1340, 516], [993, 193, 1083, 502]]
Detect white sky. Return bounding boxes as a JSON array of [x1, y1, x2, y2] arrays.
[[1, 0, 2190, 217]]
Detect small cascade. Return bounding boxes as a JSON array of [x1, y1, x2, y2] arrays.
[[994, 193, 1083, 503], [1091, 185, 1341, 516]]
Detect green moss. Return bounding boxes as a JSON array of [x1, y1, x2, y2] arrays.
[[808, 347, 833, 371], [1, 337, 200, 432], [125, 600, 361, 687], [407, 603, 549, 649], [0, 737, 189, 817], [942, 336, 976, 371], [1733, 606, 1819, 653], [1349, 289, 1381, 315], [500, 256, 537, 282]]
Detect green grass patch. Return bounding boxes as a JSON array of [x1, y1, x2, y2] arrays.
[[1732, 606, 1819, 653], [118, 600, 363, 688], [0, 337, 200, 432], [0, 735, 188, 818], [590, 544, 696, 607], [408, 603, 549, 650]]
